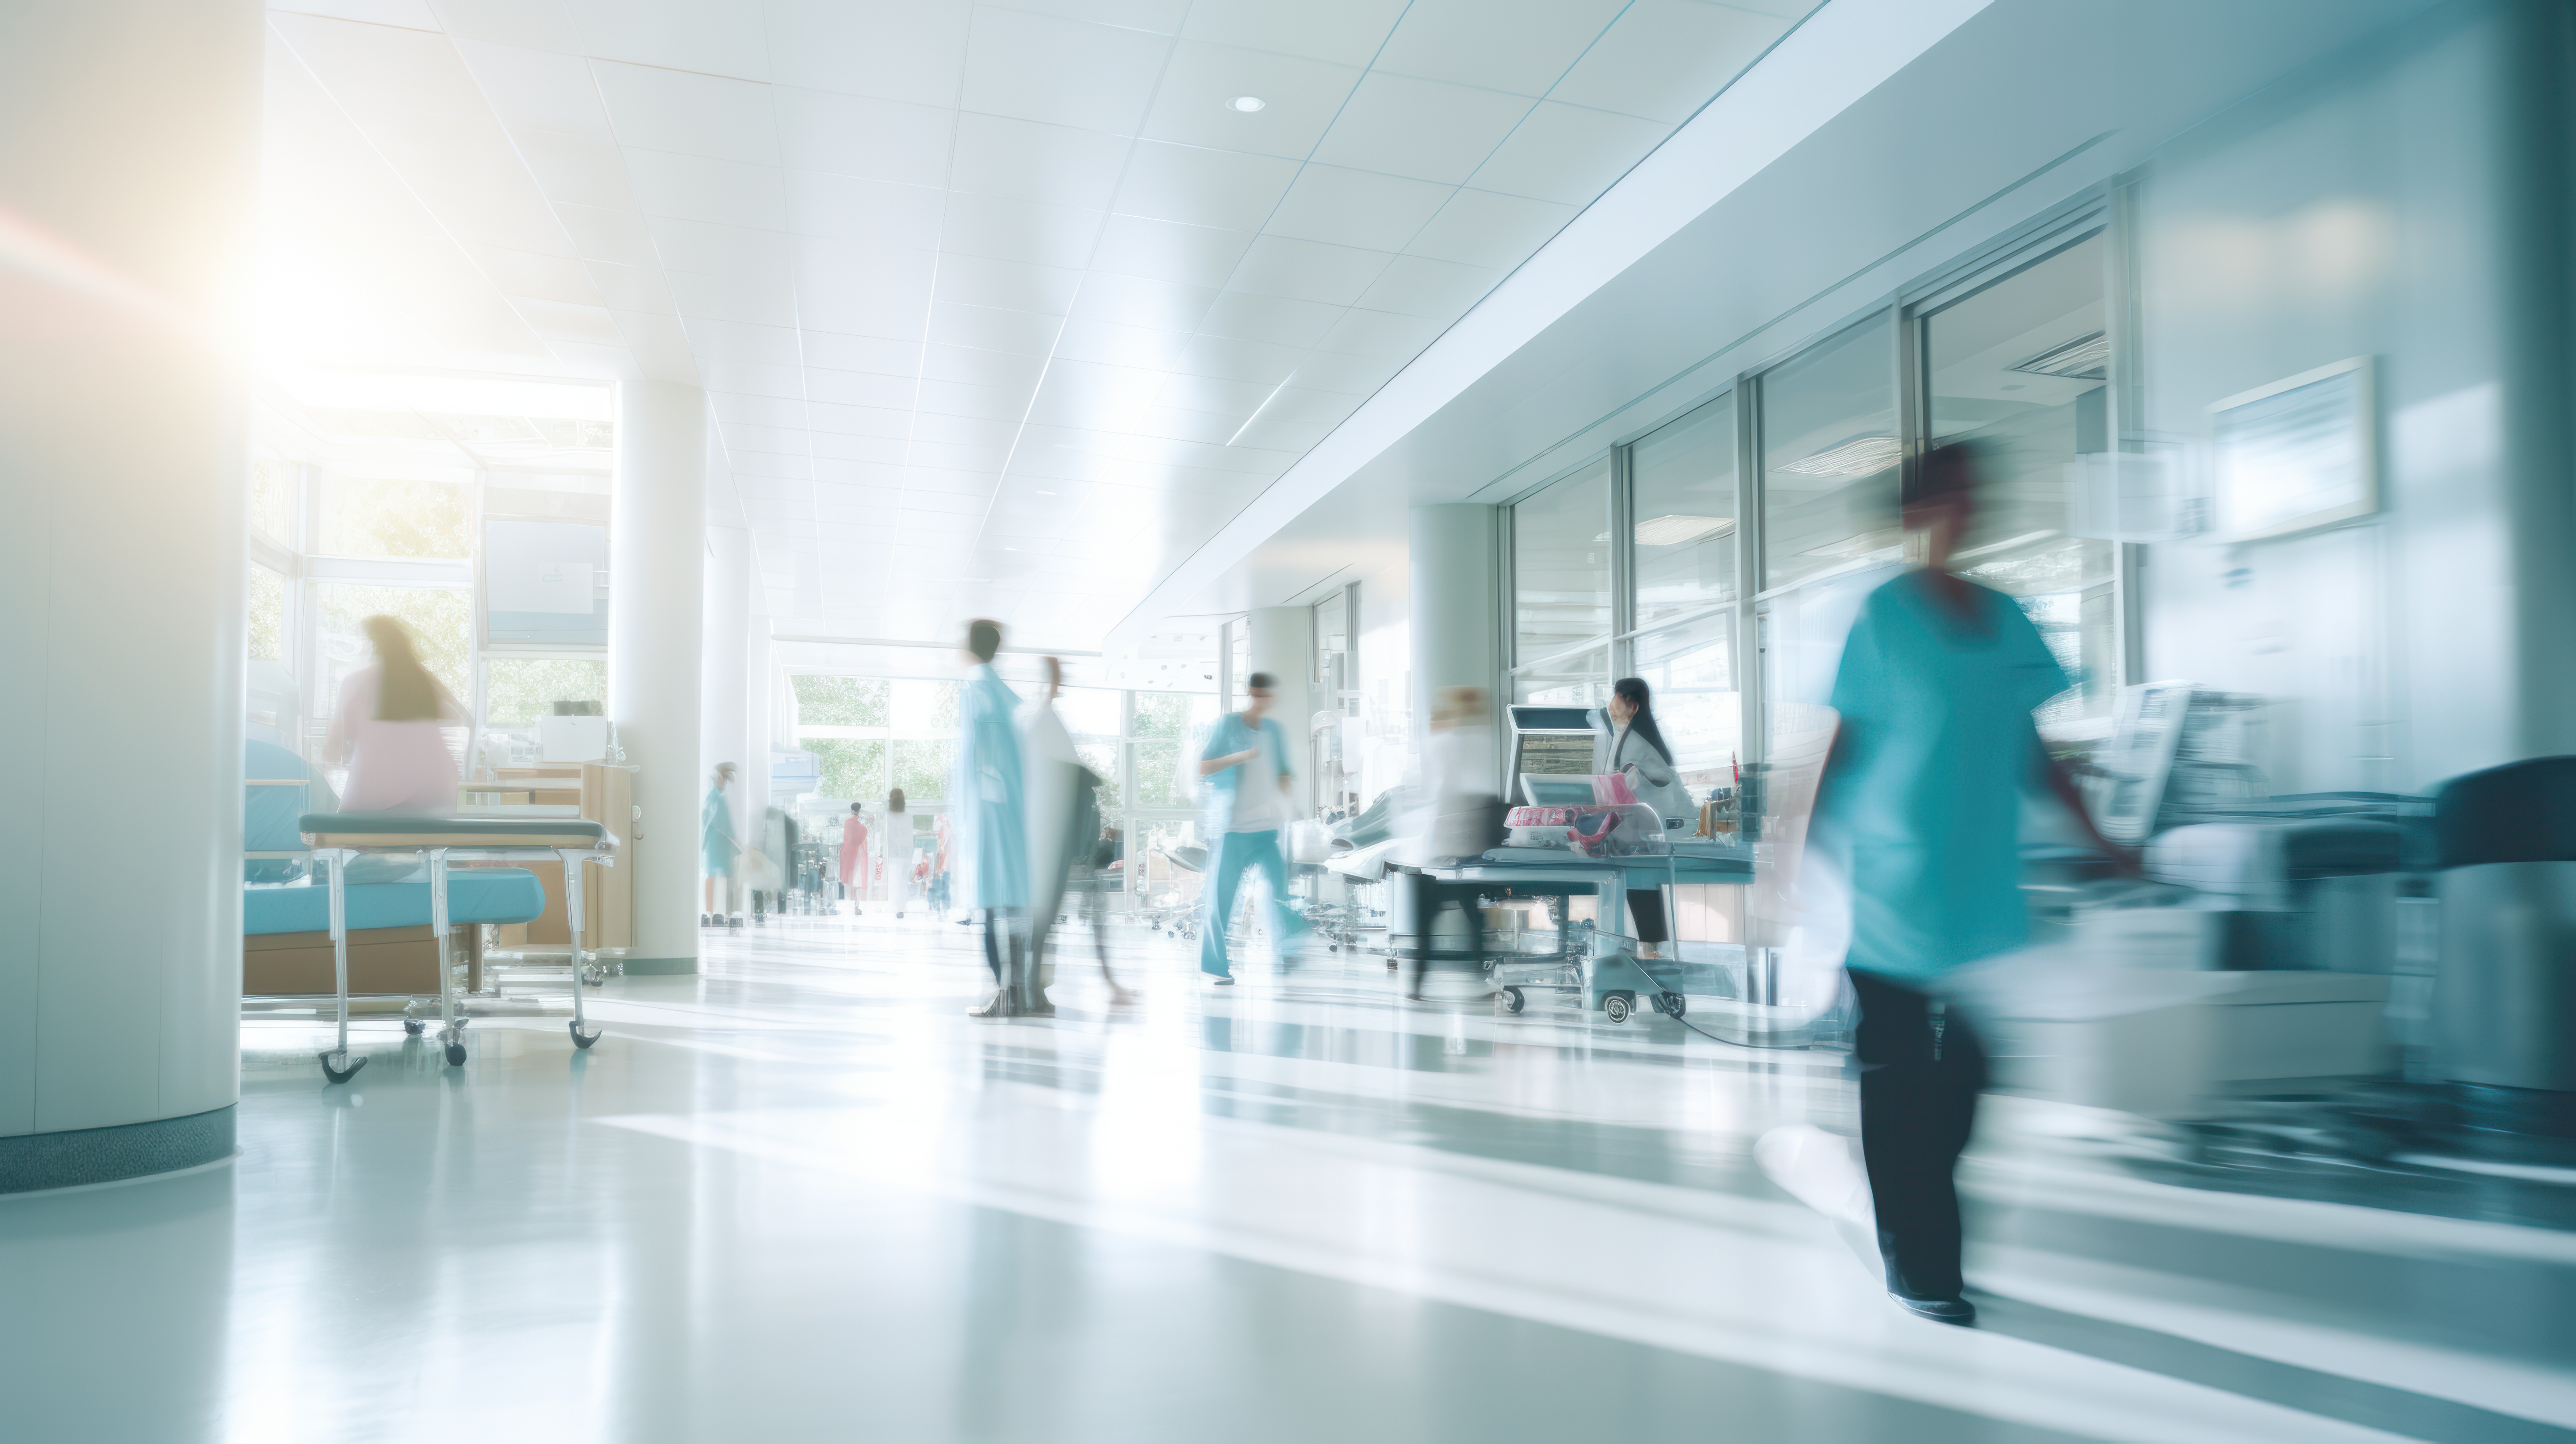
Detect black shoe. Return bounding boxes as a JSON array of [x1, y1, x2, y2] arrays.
[[1209, 975, 1235, 987], [1890, 1293, 1976, 1326]]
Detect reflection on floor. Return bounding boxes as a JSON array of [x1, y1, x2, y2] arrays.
[[4, 916, 2573, 1443]]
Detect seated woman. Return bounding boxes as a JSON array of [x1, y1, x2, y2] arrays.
[[320, 615, 470, 881]]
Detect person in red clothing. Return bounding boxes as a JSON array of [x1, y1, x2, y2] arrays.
[[839, 802, 869, 911]]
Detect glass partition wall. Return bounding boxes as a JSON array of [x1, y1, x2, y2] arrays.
[[1504, 210, 2123, 787]]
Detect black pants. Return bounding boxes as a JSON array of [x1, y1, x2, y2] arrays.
[[1848, 968, 1988, 1301], [1625, 889, 1669, 945], [1403, 873, 1485, 996]]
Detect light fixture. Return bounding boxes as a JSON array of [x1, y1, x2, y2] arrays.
[[1772, 434, 1902, 477], [2011, 330, 2109, 381], [1228, 95, 1266, 112], [1634, 514, 1733, 546]]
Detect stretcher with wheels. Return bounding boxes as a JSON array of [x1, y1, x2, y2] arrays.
[[298, 813, 617, 1083]]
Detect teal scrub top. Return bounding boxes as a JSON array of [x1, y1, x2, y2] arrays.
[[1197, 712, 1294, 835], [1820, 569, 2069, 982]]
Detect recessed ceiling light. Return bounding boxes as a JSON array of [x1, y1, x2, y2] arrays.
[[1228, 96, 1265, 113]]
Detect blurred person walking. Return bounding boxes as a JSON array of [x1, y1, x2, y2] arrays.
[[1592, 677, 1691, 960], [1402, 686, 1507, 999], [1811, 440, 2124, 1325], [885, 787, 912, 917], [954, 620, 1034, 1017], [1196, 672, 1308, 984], [701, 762, 742, 926], [839, 802, 868, 912], [1020, 658, 1135, 1005]]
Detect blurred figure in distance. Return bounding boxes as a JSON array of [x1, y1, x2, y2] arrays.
[[954, 619, 1034, 1017]]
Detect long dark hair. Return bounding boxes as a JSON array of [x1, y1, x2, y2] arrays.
[[364, 615, 442, 722], [887, 787, 907, 813], [1612, 677, 1673, 766]]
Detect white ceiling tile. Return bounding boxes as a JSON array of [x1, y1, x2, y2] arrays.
[[812, 430, 909, 461], [544, 340, 644, 380], [1549, 0, 1801, 123], [1154, 373, 1273, 415], [1068, 271, 1218, 333], [1353, 252, 1499, 319], [1051, 317, 1192, 369], [478, 246, 605, 306], [733, 450, 816, 479], [1372, 0, 1625, 95], [714, 392, 809, 428], [814, 481, 901, 517], [1308, 73, 1531, 184], [683, 318, 804, 366], [959, 10, 1169, 136], [1466, 100, 1669, 206], [789, 235, 941, 292], [1198, 292, 1344, 349], [807, 403, 912, 439], [646, 217, 793, 275], [922, 345, 1048, 390], [915, 379, 1037, 423], [936, 194, 1105, 269], [763, 0, 973, 108], [807, 369, 920, 408], [911, 412, 1020, 448], [734, 474, 815, 501], [1287, 349, 1403, 395], [770, 87, 957, 189], [991, 0, 1188, 33], [699, 356, 808, 396], [449, 37, 610, 141], [1315, 306, 1445, 359], [933, 253, 1084, 315], [1135, 404, 1240, 445], [553, 204, 660, 267], [1265, 165, 1451, 252], [1111, 142, 1297, 232], [591, 62, 777, 165], [1405, 187, 1576, 269], [570, 0, 770, 81], [926, 302, 1063, 356], [510, 126, 639, 210], [908, 442, 1012, 474], [665, 268, 800, 327], [947, 113, 1132, 210], [1088, 215, 1255, 287], [1139, 42, 1361, 160], [585, 258, 677, 313], [797, 265, 934, 339], [1226, 234, 1392, 305], [624, 149, 787, 227], [1179, 0, 1406, 66], [782, 170, 944, 248], [1171, 333, 1302, 386], [803, 333, 921, 377], [723, 423, 809, 455]]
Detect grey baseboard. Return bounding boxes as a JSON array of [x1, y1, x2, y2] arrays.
[[0, 1105, 236, 1194], [620, 955, 698, 975]]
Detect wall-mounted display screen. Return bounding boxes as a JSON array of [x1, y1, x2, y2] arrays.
[[2211, 357, 2375, 541], [484, 518, 609, 647]]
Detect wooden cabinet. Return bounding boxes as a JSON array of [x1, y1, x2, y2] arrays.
[[467, 763, 636, 955]]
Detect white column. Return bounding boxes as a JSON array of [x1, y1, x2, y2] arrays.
[[611, 382, 706, 972], [744, 600, 774, 830], [700, 526, 750, 844], [1409, 503, 1501, 722], [0, 0, 264, 1187], [1246, 607, 1316, 816]]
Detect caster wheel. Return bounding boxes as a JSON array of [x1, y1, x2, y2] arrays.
[[1602, 993, 1632, 1024], [319, 1050, 367, 1084], [571, 1022, 600, 1049], [444, 1042, 468, 1066], [1660, 991, 1686, 1019], [1499, 986, 1526, 1015], [402, 1019, 426, 1035]]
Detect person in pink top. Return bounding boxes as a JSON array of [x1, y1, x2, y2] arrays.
[[323, 616, 467, 814], [839, 802, 868, 910]]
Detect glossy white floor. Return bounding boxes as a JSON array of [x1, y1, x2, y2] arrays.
[[4, 915, 2573, 1443]]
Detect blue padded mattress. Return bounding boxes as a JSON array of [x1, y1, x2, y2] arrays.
[[244, 869, 548, 936]]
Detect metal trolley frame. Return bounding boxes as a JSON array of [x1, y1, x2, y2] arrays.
[[299, 814, 616, 1084]]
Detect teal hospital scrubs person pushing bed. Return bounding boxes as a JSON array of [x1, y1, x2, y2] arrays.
[[1811, 439, 2127, 1327], [1196, 671, 1308, 983]]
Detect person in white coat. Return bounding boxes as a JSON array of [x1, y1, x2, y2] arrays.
[[1591, 676, 1695, 959], [1020, 657, 1134, 1003]]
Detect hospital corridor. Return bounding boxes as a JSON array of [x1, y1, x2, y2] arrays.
[[6, 0, 2576, 1440]]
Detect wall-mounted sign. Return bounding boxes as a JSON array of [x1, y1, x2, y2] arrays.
[[2210, 356, 2376, 542]]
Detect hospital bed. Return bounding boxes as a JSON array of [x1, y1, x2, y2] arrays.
[[295, 812, 615, 1083]]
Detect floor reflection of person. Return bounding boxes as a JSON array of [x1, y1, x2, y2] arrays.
[[1811, 440, 2126, 1327]]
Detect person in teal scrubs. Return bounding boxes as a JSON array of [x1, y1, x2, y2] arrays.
[[954, 619, 1033, 1017], [701, 762, 740, 926], [1196, 672, 1307, 983], [1813, 440, 2124, 1326]]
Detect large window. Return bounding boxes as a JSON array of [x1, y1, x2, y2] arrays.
[[1759, 313, 1901, 594], [1921, 233, 2115, 722], [318, 474, 473, 560], [1631, 399, 1737, 627], [1511, 457, 1613, 668], [483, 657, 608, 728]]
